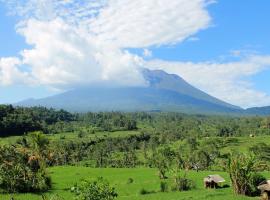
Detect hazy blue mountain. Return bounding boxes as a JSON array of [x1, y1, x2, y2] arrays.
[[143, 69, 240, 110], [17, 69, 246, 114], [245, 106, 270, 115]]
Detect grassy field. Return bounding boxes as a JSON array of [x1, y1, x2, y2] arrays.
[[1, 166, 268, 200]]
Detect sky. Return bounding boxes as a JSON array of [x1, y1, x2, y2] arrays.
[[0, 0, 270, 108]]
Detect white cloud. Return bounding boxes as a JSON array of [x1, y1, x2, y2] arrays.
[[16, 18, 146, 87], [0, 0, 212, 88], [0, 57, 31, 86], [146, 55, 270, 108], [90, 0, 211, 48]]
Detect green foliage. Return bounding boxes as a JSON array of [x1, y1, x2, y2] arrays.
[[160, 181, 168, 192], [249, 143, 270, 163], [28, 131, 50, 152], [225, 153, 265, 196], [249, 173, 266, 196], [78, 131, 87, 138], [127, 178, 134, 184], [0, 105, 75, 137], [78, 112, 137, 132], [0, 132, 52, 193], [0, 145, 51, 193], [72, 177, 118, 200], [171, 170, 195, 192], [139, 188, 154, 195], [152, 146, 174, 179]]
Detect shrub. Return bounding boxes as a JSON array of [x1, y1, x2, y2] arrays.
[[160, 181, 168, 192], [0, 145, 51, 193], [172, 172, 195, 192], [249, 173, 266, 196], [225, 153, 265, 196], [127, 178, 134, 184], [140, 188, 148, 195], [139, 188, 154, 195], [72, 177, 117, 200], [173, 177, 195, 191], [78, 131, 86, 138], [60, 135, 66, 140]]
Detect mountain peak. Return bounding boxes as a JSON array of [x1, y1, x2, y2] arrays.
[[143, 69, 241, 110], [16, 69, 242, 114]]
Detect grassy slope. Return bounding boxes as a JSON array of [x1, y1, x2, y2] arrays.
[[1, 166, 266, 200]]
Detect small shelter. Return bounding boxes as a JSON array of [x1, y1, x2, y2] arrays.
[[204, 175, 225, 188], [258, 180, 270, 200]]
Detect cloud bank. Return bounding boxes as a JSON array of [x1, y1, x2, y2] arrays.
[[1, 0, 270, 107], [147, 55, 270, 108], [1, 0, 211, 87]]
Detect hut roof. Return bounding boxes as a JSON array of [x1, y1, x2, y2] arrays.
[[204, 175, 225, 183], [258, 180, 270, 191]]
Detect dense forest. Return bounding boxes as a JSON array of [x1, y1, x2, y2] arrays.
[[0, 105, 74, 136], [0, 105, 137, 136], [1, 104, 270, 137]]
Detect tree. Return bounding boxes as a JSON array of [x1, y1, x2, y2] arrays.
[[249, 143, 270, 164], [153, 146, 174, 179], [0, 145, 51, 193], [225, 153, 265, 196], [28, 131, 49, 153]]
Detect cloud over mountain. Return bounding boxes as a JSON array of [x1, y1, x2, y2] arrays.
[[1, 0, 270, 107], [0, 0, 211, 88], [147, 55, 270, 108]]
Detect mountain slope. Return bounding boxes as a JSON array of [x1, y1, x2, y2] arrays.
[[17, 87, 242, 114], [143, 69, 240, 110], [17, 69, 244, 114], [245, 106, 270, 115]]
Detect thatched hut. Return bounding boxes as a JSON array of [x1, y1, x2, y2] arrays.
[[258, 180, 270, 200], [204, 175, 225, 188]]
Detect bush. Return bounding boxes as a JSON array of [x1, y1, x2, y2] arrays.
[[172, 172, 195, 192], [226, 153, 266, 196], [78, 131, 87, 138], [139, 188, 154, 195], [72, 177, 117, 200], [127, 178, 134, 184], [140, 188, 148, 195], [0, 145, 51, 193], [60, 135, 66, 140], [160, 181, 168, 192], [173, 177, 195, 191], [249, 173, 266, 196]]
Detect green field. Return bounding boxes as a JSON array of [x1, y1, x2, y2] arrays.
[[1, 166, 268, 200]]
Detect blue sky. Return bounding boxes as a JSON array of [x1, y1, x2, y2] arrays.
[[0, 0, 270, 107]]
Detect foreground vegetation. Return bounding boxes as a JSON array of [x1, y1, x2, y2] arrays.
[[2, 166, 269, 200]]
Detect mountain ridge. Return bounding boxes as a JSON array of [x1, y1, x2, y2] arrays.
[[16, 69, 269, 115]]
